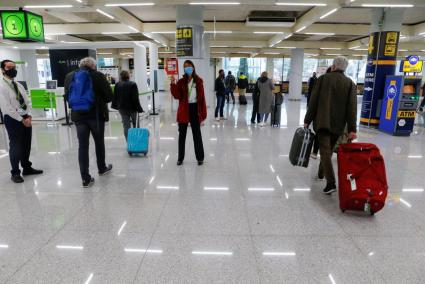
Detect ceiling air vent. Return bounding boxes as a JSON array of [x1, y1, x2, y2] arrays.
[[246, 11, 297, 27]]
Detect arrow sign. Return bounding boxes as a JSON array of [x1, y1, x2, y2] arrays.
[[364, 87, 373, 92]]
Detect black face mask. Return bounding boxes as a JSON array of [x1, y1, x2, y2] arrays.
[[4, 68, 17, 79]]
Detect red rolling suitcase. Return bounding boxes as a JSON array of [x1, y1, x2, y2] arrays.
[[337, 143, 388, 215]]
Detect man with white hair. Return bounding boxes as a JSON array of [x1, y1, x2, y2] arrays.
[[304, 56, 357, 195], [64, 57, 113, 188]]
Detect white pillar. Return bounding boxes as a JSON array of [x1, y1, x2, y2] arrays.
[[134, 45, 148, 92], [19, 50, 39, 88], [266, 57, 274, 79], [149, 42, 158, 90], [288, 48, 304, 101], [134, 45, 148, 109]]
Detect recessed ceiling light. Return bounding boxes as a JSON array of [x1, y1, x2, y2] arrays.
[[275, 2, 326, 6], [276, 46, 296, 49], [210, 45, 230, 48], [190, 2, 240, 5], [319, 8, 338, 19], [349, 45, 360, 49], [361, 4, 414, 8], [96, 9, 114, 19], [253, 31, 284, 34], [101, 32, 131, 35], [264, 52, 280, 55], [284, 33, 293, 39], [105, 2, 155, 6], [295, 26, 306, 33], [24, 5, 73, 8], [128, 26, 140, 33], [241, 46, 263, 48], [305, 32, 335, 36], [326, 53, 342, 56], [97, 52, 113, 55], [399, 49, 408, 52], [320, 47, 341, 50]]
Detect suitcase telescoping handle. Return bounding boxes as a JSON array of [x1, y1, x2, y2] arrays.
[[136, 112, 148, 128]]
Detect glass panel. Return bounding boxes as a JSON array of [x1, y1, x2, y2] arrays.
[[273, 58, 284, 83]]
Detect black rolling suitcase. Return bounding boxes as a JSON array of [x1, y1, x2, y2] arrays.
[[271, 93, 283, 127], [289, 127, 315, 168], [239, 94, 247, 105]]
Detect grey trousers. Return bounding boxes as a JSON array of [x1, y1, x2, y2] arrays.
[[119, 110, 137, 140]]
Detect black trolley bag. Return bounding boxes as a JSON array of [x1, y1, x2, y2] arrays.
[[289, 127, 315, 168], [271, 93, 284, 127]]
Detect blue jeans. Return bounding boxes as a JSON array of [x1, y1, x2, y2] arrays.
[[260, 113, 269, 122], [215, 95, 225, 118]]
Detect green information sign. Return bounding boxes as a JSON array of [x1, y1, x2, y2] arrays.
[[27, 12, 44, 42], [30, 89, 56, 109], [1, 11, 27, 40], [0, 10, 44, 42]]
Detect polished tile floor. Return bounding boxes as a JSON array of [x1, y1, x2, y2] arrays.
[[1, 93, 425, 283]]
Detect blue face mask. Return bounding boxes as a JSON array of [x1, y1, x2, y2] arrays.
[[184, 66, 193, 76]]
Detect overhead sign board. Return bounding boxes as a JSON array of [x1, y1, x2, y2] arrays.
[[176, 26, 193, 57], [400, 55, 423, 73], [0, 10, 45, 42]]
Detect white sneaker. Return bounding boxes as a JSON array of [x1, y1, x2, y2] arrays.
[[215, 117, 220, 121], [260, 122, 264, 127], [311, 153, 318, 159]]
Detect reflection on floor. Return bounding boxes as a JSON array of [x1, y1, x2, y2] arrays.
[[0, 93, 425, 283]]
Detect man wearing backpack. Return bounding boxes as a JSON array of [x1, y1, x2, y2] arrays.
[[64, 57, 113, 188], [225, 71, 236, 104]]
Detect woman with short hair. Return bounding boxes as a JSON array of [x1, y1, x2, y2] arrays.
[[112, 70, 144, 140]]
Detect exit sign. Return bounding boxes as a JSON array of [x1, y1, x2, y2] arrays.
[[1, 10, 45, 42]]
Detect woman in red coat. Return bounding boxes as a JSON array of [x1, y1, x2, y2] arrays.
[[170, 60, 207, 166]]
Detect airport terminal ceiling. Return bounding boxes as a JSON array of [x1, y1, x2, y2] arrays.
[[1, 0, 425, 58]]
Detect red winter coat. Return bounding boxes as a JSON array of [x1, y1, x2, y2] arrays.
[[170, 75, 207, 123]]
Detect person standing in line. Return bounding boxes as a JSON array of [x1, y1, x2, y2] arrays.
[[0, 60, 43, 183], [64, 57, 113, 188], [225, 71, 236, 104], [112, 70, 144, 141], [170, 60, 207, 166], [304, 57, 357, 195], [257, 72, 275, 127], [251, 76, 261, 124], [237, 72, 248, 98], [214, 69, 226, 121], [307, 72, 317, 106]]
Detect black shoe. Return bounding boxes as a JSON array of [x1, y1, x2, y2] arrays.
[[99, 164, 113, 175], [323, 183, 337, 195], [177, 160, 183, 166], [11, 175, 24, 183], [317, 172, 324, 180], [251, 120, 255, 124], [83, 177, 95, 188], [22, 167, 43, 176], [198, 161, 203, 166]]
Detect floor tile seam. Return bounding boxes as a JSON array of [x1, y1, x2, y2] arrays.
[[131, 188, 174, 284], [3, 199, 89, 283]]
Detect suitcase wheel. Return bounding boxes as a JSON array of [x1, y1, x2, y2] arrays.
[[341, 209, 345, 213], [128, 152, 133, 156], [370, 211, 375, 216], [144, 153, 147, 156]]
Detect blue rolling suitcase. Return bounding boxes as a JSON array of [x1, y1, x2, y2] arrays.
[[127, 113, 149, 156]]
